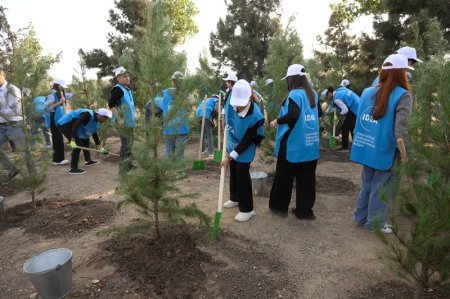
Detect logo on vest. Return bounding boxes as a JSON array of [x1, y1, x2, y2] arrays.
[[304, 107, 316, 130], [359, 106, 378, 132]]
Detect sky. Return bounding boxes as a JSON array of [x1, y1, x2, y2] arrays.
[[2, 0, 372, 83]]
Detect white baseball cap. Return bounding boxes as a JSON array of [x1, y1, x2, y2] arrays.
[[171, 71, 184, 80], [114, 66, 127, 77], [396, 46, 423, 63], [223, 74, 238, 82], [250, 80, 258, 88], [97, 108, 112, 118], [265, 78, 273, 85], [321, 89, 328, 97], [230, 79, 252, 107], [282, 64, 306, 80], [382, 54, 414, 70], [53, 78, 68, 88], [341, 79, 350, 87]]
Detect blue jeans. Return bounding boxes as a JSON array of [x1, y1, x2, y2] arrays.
[[353, 166, 393, 231], [165, 134, 188, 160], [0, 121, 35, 175]]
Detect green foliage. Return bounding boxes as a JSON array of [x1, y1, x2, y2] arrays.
[[376, 57, 450, 297], [2, 27, 57, 208], [104, 1, 210, 240], [257, 17, 303, 163], [82, 0, 199, 79], [209, 0, 281, 79]]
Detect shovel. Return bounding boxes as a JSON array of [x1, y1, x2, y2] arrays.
[[329, 108, 337, 149], [193, 95, 207, 170], [75, 145, 120, 157], [213, 93, 223, 163], [213, 128, 228, 239]]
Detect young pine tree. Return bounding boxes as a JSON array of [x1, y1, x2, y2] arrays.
[[376, 56, 450, 298], [103, 0, 209, 239]]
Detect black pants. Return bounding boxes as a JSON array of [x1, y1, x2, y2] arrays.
[[269, 143, 317, 217], [119, 127, 133, 173], [341, 111, 356, 149], [50, 112, 65, 162], [58, 123, 92, 169], [229, 160, 253, 213]]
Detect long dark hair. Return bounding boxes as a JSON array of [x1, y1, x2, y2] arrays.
[[373, 62, 411, 120], [52, 83, 66, 99], [286, 75, 316, 108]]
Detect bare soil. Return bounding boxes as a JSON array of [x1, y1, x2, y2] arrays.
[[0, 136, 448, 299]]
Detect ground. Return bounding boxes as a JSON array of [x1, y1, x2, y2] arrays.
[[0, 137, 447, 298]]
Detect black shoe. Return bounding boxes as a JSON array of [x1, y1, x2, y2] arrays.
[[291, 208, 316, 220], [69, 168, 87, 175], [85, 160, 99, 166], [269, 207, 288, 218]]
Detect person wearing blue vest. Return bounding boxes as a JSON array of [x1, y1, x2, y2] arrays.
[[351, 54, 414, 234], [162, 71, 189, 160], [371, 46, 423, 87], [30, 96, 52, 148], [269, 64, 320, 220], [44, 79, 69, 165], [145, 83, 163, 124], [196, 94, 218, 157], [108, 66, 136, 173], [57, 108, 111, 174], [333, 79, 361, 150], [221, 79, 265, 222], [221, 74, 238, 131]]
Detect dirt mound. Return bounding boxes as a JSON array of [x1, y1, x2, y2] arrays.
[[78, 227, 295, 298], [190, 159, 221, 179], [319, 148, 352, 163], [0, 183, 20, 197], [0, 199, 115, 238], [316, 175, 359, 195], [350, 280, 449, 299]]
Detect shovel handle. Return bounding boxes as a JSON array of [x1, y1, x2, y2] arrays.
[[396, 138, 417, 201], [76, 145, 120, 157], [217, 128, 228, 213]]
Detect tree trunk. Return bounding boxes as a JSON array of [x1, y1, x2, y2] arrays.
[[414, 262, 428, 299], [153, 200, 160, 240], [31, 189, 36, 209]]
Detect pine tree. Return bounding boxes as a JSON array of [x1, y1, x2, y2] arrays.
[[209, 0, 281, 79], [375, 56, 450, 298], [258, 17, 303, 163], [4, 27, 58, 208], [101, 1, 209, 240]]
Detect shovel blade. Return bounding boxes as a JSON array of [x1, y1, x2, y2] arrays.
[[212, 211, 222, 239], [329, 136, 336, 149]]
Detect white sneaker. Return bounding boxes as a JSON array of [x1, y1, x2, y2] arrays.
[[223, 200, 238, 208], [53, 159, 69, 165], [381, 224, 394, 234], [234, 210, 256, 222]]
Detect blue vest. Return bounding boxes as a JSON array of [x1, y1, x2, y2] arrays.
[[371, 76, 380, 87], [57, 109, 100, 139], [274, 89, 320, 163], [350, 86, 407, 171], [112, 83, 136, 128], [196, 97, 216, 119], [333, 87, 360, 114], [44, 91, 65, 128], [162, 88, 189, 135], [225, 101, 264, 163], [33, 96, 46, 118]]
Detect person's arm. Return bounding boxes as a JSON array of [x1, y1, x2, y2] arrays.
[[70, 112, 92, 141], [333, 99, 348, 115], [276, 98, 300, 125], [92, 133, 101, 146], [108, 87, 124, 119], [394, 92, 414, 147], [230, 119, 264, 159]]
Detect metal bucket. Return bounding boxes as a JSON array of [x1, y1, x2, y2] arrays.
[[250, 171, 268, 197], [0, 196, 4, 225], [23, 248, 73, 299]]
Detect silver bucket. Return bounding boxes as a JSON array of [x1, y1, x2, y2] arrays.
[[23, 248, 73, 299], [0, 196, 4, 225], [250, 171, 268, 196]]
